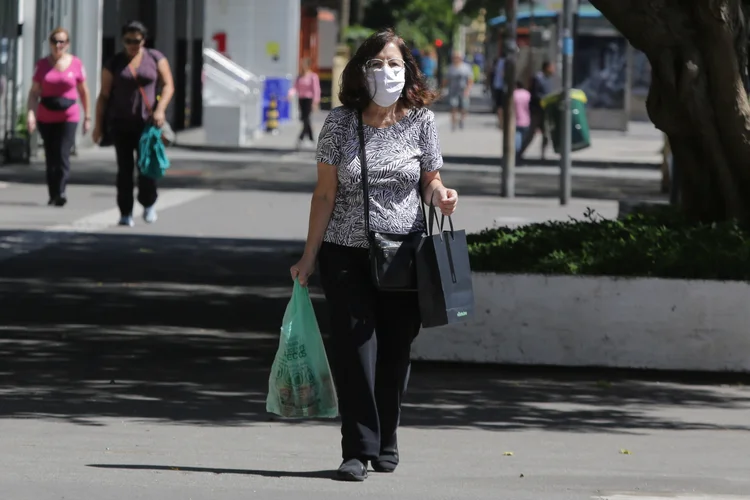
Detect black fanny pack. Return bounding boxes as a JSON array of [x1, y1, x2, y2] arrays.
[[40, 96, 76, 111]]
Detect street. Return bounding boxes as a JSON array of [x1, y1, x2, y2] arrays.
[[2, 124, 750, 500]]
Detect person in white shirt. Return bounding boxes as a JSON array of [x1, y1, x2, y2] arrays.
[[443, 51, 474, 131]]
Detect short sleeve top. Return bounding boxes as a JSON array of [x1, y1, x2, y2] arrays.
[[447, 62, 473, 96], [33, 56, 86, 123], [316, 106, 443, 248], [105, 48, 165, 123]]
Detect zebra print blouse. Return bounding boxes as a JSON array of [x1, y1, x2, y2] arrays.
[[316, 106, 443, 248]]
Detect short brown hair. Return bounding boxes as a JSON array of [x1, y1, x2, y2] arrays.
[[339, 28, 438, 110], [48, 27, 69, 42]]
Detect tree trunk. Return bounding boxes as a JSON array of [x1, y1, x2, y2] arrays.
[[589, 0, 750, 223]]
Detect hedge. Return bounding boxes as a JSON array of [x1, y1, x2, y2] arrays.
[[466, 206, 750, 281]]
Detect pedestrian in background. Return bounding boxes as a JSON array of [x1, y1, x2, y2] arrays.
[[420, 47, 437, 90], [444, 50, 473, 131], [518, 60, 555, 160], [290, 28, 458, 482], [26, 27, 91, 207], [92, 20, 174, 227], [491, 55, 506, 128], [294, 57, 321, 150], [513, 80, 531, 155]]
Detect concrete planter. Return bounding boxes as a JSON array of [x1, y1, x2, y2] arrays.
[[411, 273, 750, 373]]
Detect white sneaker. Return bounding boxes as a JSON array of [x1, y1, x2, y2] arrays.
[[143, 206, 157, 224], [118, 215, 134, 227]]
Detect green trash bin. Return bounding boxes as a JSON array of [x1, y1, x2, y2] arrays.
[[540, 89, 591, 154]]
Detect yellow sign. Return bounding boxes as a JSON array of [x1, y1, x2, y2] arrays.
[[266, 42, 280, 58]]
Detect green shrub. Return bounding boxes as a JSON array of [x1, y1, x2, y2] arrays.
[[467, 205, 750, 281], [15, 106, 29, 139]]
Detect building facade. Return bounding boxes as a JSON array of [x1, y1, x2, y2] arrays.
[[2, 0, 301, 152]]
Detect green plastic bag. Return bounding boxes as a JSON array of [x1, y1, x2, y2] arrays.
[[266, 279, 338, 418]]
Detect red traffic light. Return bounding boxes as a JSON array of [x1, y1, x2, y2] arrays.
[[435, 39, 443, 47]]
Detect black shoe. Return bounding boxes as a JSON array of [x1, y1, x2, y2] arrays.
[[335, 458, 368, 482], [371, 452, 399, 473], [53, 196, 67, 207]]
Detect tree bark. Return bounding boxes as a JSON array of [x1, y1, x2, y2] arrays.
[[589, 0, 750, 222]]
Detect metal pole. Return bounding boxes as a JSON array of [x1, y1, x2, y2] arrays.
[[559, 0, 574, 205], [501, 0, 517, 198], [528, 0, 535, 85]]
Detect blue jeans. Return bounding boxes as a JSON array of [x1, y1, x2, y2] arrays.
[[516, 126, 529, 153]]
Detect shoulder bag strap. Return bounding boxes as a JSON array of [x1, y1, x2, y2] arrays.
[[128, 55, 154, 117], [357, 110, 373, 241]]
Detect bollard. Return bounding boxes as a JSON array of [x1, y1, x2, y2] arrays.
[[266, 94, 280, 135]]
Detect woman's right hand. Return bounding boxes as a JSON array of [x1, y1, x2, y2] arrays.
[[290, 254, 316, 286], [26, 112, 36, 134]]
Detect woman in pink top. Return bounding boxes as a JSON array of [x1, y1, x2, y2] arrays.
[[294, 58, 321, 149], [26, 27, 91, 207], [513, 80, 531, 154]]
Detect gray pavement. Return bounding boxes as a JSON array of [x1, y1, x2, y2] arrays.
[[2, 142, 749, 499], [176, 87, 664, 169]]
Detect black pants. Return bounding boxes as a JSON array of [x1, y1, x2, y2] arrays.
[[519, 105, 549, 158], [298, 98, 314, 141], [318, 242, 421, 461], [114, 124, 158, 216], [37, 121, 77, 200]]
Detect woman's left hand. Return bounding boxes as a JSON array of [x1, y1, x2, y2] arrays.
[[153, 109, 166, 127], [435, 187, 458, 216]]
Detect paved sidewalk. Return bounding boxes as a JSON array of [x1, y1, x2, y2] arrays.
[[0, 145, 738, 500], [2, 223, 750, 500], [0, 146, 666, 225], [176, 87, 663, 169], [438, 112, 663, 168]]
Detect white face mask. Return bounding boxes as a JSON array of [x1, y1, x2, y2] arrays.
[[366, 65, 406, 108]]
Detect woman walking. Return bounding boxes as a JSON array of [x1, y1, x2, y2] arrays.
[[513, 80, 531, 154], [294, 58, 321, 149], [26, 27, 91, 207], [290, 29, 458, 482], [92, 20, 174, 227]]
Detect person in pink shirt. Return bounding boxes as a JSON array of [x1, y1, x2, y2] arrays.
[[293, 58, 321, 149], [513, 80, 531, 154], [26, 27, 91, 207]]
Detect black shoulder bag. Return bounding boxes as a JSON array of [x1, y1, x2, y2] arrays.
[[357, 111, 425, 291]]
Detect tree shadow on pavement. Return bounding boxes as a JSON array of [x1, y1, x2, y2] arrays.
[[1, 231, 749, 433], [0, 156, 667, 202]]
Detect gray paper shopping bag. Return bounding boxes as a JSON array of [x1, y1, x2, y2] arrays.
[[416, 206, 475, 328]]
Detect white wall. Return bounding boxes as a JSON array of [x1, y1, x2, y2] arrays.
[[72, 0, 103, 148], [203, 0, 299, 79], [154, 0, 176, 124], [412, 273, 750, 372]]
